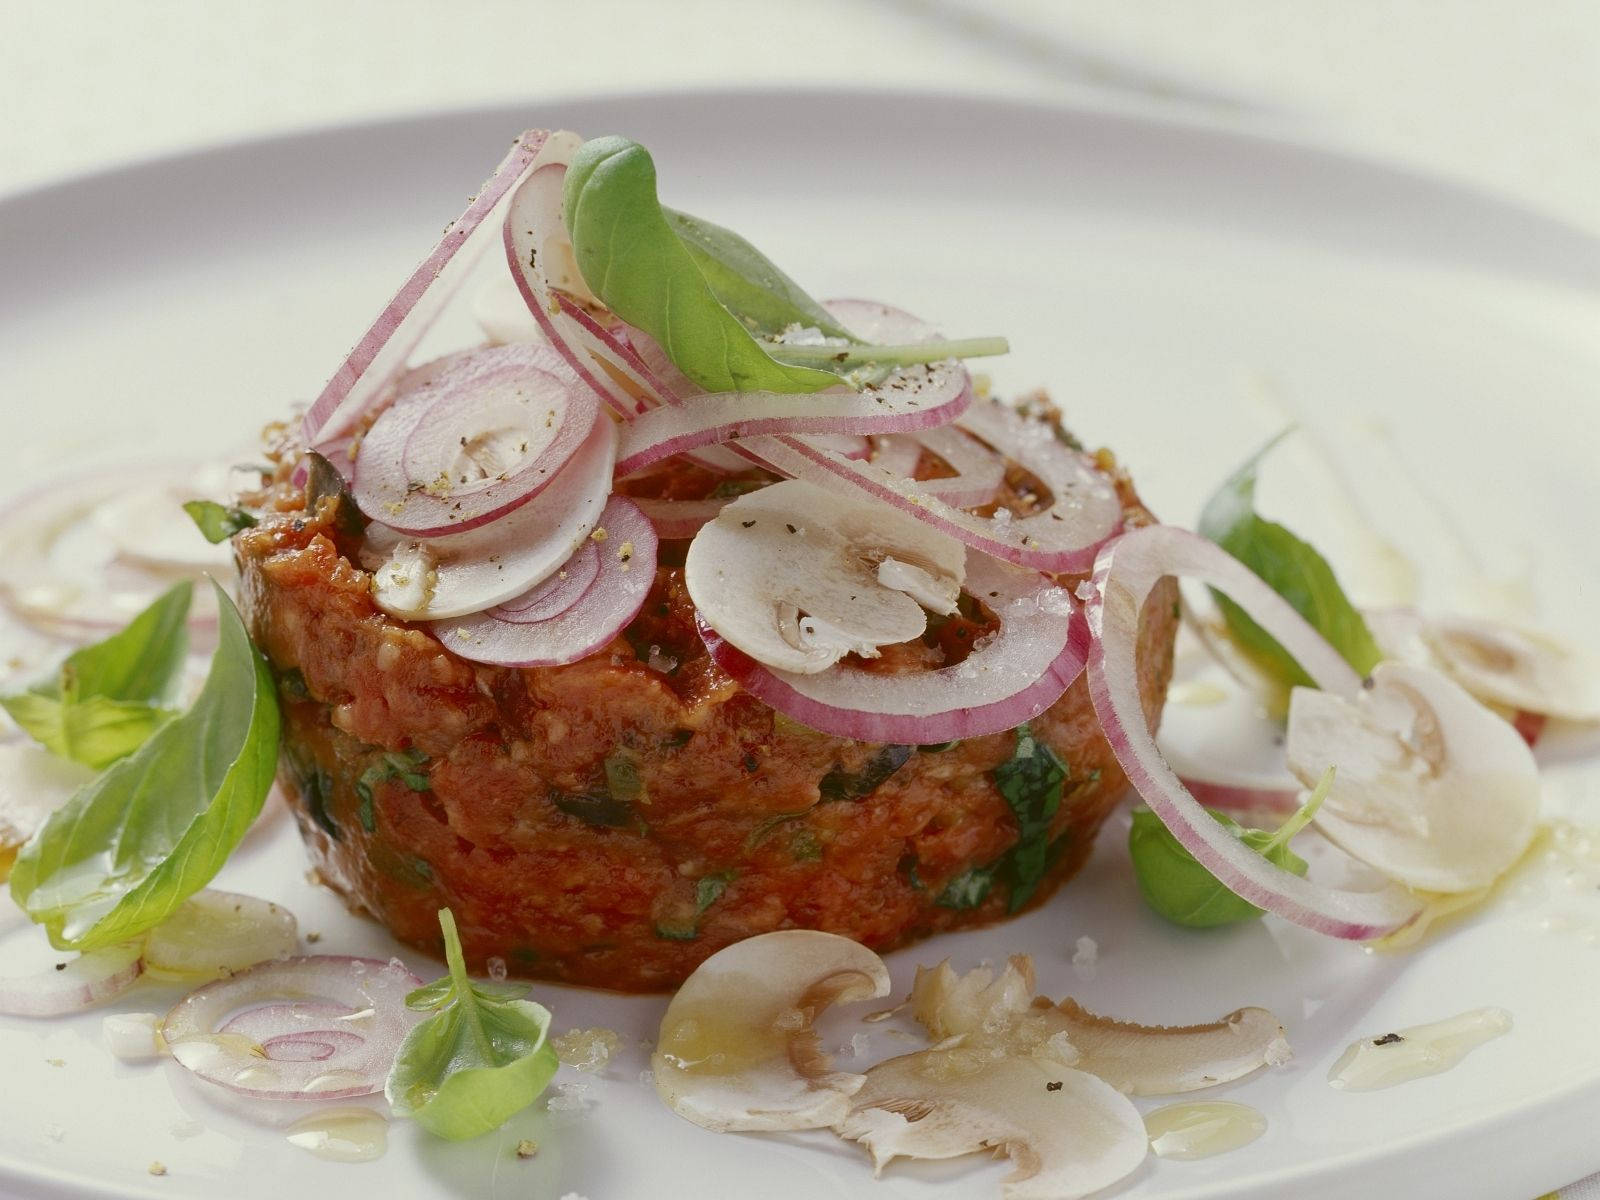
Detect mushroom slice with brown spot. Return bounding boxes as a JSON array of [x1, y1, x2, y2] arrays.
[[1287, 660, 1540, 892], [651, 930, 892, 1132], [836, 1050, 1146, 1200], [1041, 998, 1290, 1095], [684, 479, 966, 675], [1419, 616, 1600, 724]]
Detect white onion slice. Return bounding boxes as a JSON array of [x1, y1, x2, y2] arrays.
[[363, 410, 616, 620], [142, 889, 298, 982], [303, 129, 556, 447], [351, 343, 599, 535], [1083, 525, 1423, 940], [434, 498, 658, 667], [701, 550, 1087, 743], [163, 956, 420, 1101], [0, 930, 143, 1018], [487, 540, 601, 624]]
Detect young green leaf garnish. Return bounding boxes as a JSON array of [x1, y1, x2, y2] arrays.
[[386, 908, 559, 1141], [663, 208, 858, 342], [182, 499, 257, 543], [564, 136, 840, 396], [563, 136, 1008, 395], [0, 582, 191, 769], [1199, 432, 1383, 690], [9, 581, 280, 950], [1129, 766, 1335, 928]]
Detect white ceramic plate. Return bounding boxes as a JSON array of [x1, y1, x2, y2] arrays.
[[1, 90, 1598, 1200]]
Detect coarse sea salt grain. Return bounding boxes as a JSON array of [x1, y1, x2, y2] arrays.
[[1072, 936, 1099, 980]]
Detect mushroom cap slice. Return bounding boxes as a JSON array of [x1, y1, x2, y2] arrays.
[[1420, 616, 1600, 723], [1043, 998, 1290, 1095], [1287, 660, 1540, 892], [684, 479, 965, 675], [837, 1052, 1146, 1200], [652, 930, 892, 1132]]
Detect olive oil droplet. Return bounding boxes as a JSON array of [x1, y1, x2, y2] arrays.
[[1328, 1007, 1511, 1091], [284, 1107, 388, 1162], [1144, 1101, 1266, 1160]]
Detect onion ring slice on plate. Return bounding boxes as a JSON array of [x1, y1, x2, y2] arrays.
[[1082, 525, 1422, 940], [162, 955, 421, 1101]]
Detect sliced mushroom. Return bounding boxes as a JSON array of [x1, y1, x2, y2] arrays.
[[909, 957, 1078, 1068], [684, 480, 965, 675], [1368, 608, 1599, 724], [652, 930, 891, 1132], [1420, 616, 1600, 723], [1042, 999, 1290, 1095], [1287, 660, 1541, 892], [837, 1052, 1146, 1200]]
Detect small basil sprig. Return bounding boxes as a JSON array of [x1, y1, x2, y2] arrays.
[[10, 581, 280, 949], [562, 137, 1008, 395], [386, 908, 559, 1141], [1129, 767, 1334, 928], [1199, 432, 1382, 691], [1, 582, 191, 770], [183, 500, 257, 543]]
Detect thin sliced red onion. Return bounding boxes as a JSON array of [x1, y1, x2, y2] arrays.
[[741, 430, 1115, 574], [303, 129, 553, 447], [1180, 777, 1299, 816], [0, 932, 143, 1018], [351, 343, 599, 535], [488, 540, 600, 623], [795, 433, 870, 460], [613, 374, 969, 478], [869, 427, 1004, 508], [163, 956, 420, 1101], [504, 156, 678, 418], [434, 497, 658, 667], [634, 495, 730, 539], [362, 410, 616, 620], [700, 550, 1086, 743], [1083, 525, 1422, 940]]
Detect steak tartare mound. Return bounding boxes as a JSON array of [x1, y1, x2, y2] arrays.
[[238, 444, 1176, 992]]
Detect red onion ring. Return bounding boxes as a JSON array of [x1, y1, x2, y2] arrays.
[[0, 931, 143, 1018], [351, 343, 599, 535], [362, 409, 616, 621], [434, 497, 658, 667], [1083, 525, 1423, 940], [700, 550, 1087, 743], [504, 156, 678, 418], [303, 129, 552, 447], [869, 427, 1004, 508], [612, 371, 970, 478], [740, 431, 1116, 574], [488, 540, 601, 623], [162, 956, 421, 1101]]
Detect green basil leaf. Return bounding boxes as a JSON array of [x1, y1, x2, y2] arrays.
[[562, 136, 843, 396], [8, 581, 280, 949], [1199, 433, 1383, 689], [694, 871, 735, 915], [2, 582, 191, 769], [182, 499, 256, 543], [1128, 768, 1333, 928], [663, 207, 857, 341], [991, 723, 1068, 912], [386, 909, 558, 1141]]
